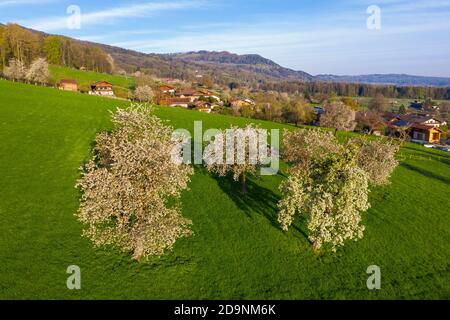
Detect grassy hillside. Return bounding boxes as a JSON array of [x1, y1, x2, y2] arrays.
[[0, 79, 449, 299], [49, 65, 135, 98]]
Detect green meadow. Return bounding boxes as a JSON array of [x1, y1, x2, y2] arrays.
[[49, 65, 135, 98], [0, 79, 449, 299]]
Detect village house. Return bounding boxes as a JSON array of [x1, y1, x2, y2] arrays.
[[174, 89, 198, 102], [160, 98, 191, 108], [400, 114, 446, 128], [159, 84, 176, 95], [57, 79, 78, 92], [194, 100, 216, 113], [89, 81, 114, 97], [230, 97, 255, 109], [197, 89, 222, 103], [385, 112, 444, 144], [313, 106, 325, 115], [409, 124, 442, 144]]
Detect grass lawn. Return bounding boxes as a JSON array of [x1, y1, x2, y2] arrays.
[[49, 65, 135, 98], [0, 79, 449, 299]]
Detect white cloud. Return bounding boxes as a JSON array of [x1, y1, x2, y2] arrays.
[[0, 0, 55, 6], [19, 0, 206, 32], [104, 8, 450, 76]]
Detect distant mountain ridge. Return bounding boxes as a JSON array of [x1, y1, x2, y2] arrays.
[[169, 51, 313, 82], [315, 73, 450, 87], [169, 51, 450, 87], [171, 51, 280, 66]]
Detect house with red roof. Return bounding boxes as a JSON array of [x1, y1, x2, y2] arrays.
[[89, 81, 114, 97]]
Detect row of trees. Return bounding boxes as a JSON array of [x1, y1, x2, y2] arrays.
[[228, 91, 381, 132], [229, 90, 446, 139], [3, 57, 49, 84], [0, 24, 113, 74], [77, 105, 399, 260], [260, 80, 450, 101], [230, 92, 316, 125]]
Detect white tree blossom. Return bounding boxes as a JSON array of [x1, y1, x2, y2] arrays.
[[26, 58, 49, 84], [3, 58, 26, 81], [76, 104, 194, 261], [279, 129, 399, 252], [278, 145, 369, 251], [349, 137, 400, 186], [320, 101, 357, 132], [203, 124, 273, 192], [134, 85, 154, 102]]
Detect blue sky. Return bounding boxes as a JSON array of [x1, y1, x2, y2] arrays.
[[1, 0, 450, 76]]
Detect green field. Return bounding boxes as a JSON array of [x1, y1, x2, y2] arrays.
[[0, 79, 449, 299], [354, 96, 448, 110], [49, 65, 135, 98]]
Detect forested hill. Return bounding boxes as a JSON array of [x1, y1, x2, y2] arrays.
[[94, 45, 314, 84], [169, 51, 313, 82], [172, 51, 281, 66]]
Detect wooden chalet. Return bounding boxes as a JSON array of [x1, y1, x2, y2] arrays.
[[57, 79, 78, 92], [90, 81, 114, 97]]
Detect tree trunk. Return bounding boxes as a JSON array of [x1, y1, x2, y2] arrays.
[[312, 241, 321, 253], [240, 174, 248, 193], [132, 238, 144, 261]]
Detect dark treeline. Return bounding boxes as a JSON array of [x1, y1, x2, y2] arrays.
[[260, 81, 450, 101], [0, 24, 113, 73]]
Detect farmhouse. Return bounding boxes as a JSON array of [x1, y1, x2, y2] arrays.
[[160, 98, 191, 108], [175, 88, 201, 102], [89, 81, 114, 96], [57, 79, 78, 92], [194, 100, 215, 113], [160, 84, 176, 94], [198, 89, 222, 103], [409, 124, 442, 144], [387, 119, 443, 144], [400, 114, 445, 128]]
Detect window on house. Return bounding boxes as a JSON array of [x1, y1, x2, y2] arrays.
[[414, 132, 425, 141]]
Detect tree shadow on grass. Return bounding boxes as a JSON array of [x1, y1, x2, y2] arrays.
[[290, 220, 312, 245], [196, 165, 311, 243], [401, 162, 450, 185], [212, 173, 282, 230], [401, 146, 450, 166]]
